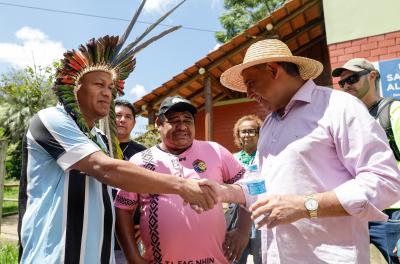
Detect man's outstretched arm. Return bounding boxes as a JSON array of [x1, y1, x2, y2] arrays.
[[73, 151, 218, 210]]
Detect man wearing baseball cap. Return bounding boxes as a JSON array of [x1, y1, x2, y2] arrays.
[[157, 95, 198, 116], [333, 58, 400, 264], [332, 58, 381, 109], [204, 39, 400, 263], [114, 96, 251, 263]]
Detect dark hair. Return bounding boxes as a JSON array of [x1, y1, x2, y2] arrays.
[[277, 61, 300, 77], [158, 114, 166, 123], [233, 114, 262, 148], [115, 99, 136, 117]]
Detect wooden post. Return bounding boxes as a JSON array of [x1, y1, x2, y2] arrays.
[[0, 139, 8, 233], [147, 106, 156, 126], [204, 76, 213, 141]]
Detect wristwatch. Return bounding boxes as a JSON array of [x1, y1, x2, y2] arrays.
[[304, 195, 319, 218]]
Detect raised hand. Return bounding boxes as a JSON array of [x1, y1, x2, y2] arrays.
[[249, 194, 307, 229]]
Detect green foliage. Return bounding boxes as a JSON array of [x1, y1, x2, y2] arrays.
[[134, 125, 161, 148], [2, 181, 19, 216], [0, 64, 57, 179], [216, 0, 287, 43], [0, 243, 18, 264], [5, 143, 21, 181], [0, 65, 57, 143]]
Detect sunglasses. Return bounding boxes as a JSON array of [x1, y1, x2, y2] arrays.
[[239, 129, 258, 137], [338, 70, 370, 88]]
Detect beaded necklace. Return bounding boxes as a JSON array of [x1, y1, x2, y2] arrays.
[[239, 149, 256, 166]]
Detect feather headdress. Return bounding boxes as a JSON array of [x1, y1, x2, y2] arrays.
[[53, 0, 185, 158]]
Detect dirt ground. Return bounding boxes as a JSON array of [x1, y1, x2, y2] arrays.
[[0, 215, 18, 245], [0, 214, 18, 244]]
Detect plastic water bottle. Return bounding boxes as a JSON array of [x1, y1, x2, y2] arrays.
[[245, 164, 266, 195], [244, 164, 267, 230]]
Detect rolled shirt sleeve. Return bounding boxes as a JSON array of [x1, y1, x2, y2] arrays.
[[332, 95, 400, 221], [334, 179, 388, 221]]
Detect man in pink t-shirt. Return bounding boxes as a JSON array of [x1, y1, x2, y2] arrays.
[[114, 96, 248, 264]]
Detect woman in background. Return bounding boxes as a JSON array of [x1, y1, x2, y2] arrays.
[[228, 114, 262, 264]]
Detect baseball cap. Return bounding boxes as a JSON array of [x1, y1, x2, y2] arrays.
[[158, 96, 197, 117], [332, 58, 377, 77]]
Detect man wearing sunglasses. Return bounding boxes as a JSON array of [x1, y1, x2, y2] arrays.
[[333, 58, 400, 264], [332, 58, 382, 107]]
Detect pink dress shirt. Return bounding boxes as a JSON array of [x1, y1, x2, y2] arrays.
[[240, 80, 400, 263]]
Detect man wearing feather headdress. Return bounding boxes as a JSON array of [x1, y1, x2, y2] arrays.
[[17, 1, 218, 263]]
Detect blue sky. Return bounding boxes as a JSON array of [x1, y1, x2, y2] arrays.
[[0, 0, 225, 134]]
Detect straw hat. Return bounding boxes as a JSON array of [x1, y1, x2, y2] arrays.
[[220, 39, 323, 92]]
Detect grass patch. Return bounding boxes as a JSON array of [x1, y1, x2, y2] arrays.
[[0, 242, 18, 264], [2, 180, 18, 216]]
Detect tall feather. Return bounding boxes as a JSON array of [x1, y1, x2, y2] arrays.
[[115, 0, 186, 63], [117, 25, 181, 65], [53, 0, 185, 159], [114, 0, 147, 56]]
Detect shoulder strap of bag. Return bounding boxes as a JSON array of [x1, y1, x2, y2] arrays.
[[376, 97, 400, 160], [376, 97, 396, 125]]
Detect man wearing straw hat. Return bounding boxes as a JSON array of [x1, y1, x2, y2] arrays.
[[209, 39, 400, 263]]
